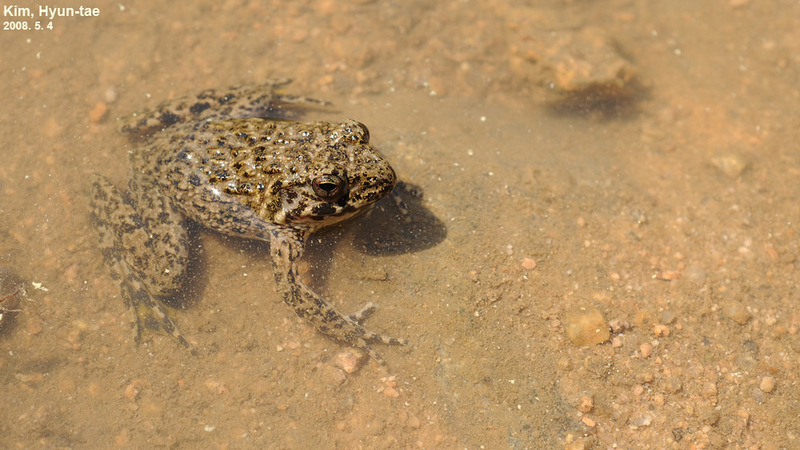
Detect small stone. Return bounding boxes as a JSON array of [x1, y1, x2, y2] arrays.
[[684, 264, 706, 284], [380, 376, 400, 398], [576, 395, 593, 413], [657, 270, 680, 280], [711, 153, 748, 178], [722, 301, 751, 325], [103, 87, 118, 103], [702, 382, 718, 399], [608, 318, 629, 333], [333, 350, 366, 373], [628, 413, 653, 428], [383, 386, 400, 397], [760, 376, 775, 393], [581, 416, 596, 427], [565, 304, 610, 345], [124, 381, 140, 402], [653, 324, 670, 337], [751, 387, 766, 404], [89, 102, 109, 123], [665, 377, 683, 393], [639, 343, 653, 358], [637, 372, 655, 384], [521, 258, 536, 270], [16, 372, 44, 385]]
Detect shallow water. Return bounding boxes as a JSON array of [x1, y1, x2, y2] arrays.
[[2, 0, 799, 448]]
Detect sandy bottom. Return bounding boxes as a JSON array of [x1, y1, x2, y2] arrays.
[[1, 0, 799, 448]]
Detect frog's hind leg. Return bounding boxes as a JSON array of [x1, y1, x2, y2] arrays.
[[89, 174, 193, 351], [269, 229, 407, 367]]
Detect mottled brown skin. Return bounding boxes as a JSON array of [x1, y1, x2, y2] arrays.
[[90, 81, 406, 365]]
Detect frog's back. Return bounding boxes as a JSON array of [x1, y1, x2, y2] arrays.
[[119, 79, 326, 139]]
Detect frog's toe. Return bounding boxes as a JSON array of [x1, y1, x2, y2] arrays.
[[124, 281, 195, 353], [363, 329, 409, 346], [364, 346, 387, 367], [347, 301, 378, 322]]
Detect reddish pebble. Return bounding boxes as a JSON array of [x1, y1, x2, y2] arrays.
[[124, 382, 139, 402], [653, 324, 670, 337], [760, 376, 776, 393], [334, 350, 366, 373], [577, 395, 593, 413], [89, 102, 109, 123]]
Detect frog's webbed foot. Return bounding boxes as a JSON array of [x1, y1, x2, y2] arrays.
[[270, 230, 406, 367], [348, 302, 409, 345], [121, 278, 195, 354]]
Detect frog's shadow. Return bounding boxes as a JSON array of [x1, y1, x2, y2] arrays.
[[171, 181, 445, 309], [349, 181, 446, 257], [301, 181, 447, 290]]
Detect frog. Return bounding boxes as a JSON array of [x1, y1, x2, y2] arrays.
[[89, 80, 407, 366]]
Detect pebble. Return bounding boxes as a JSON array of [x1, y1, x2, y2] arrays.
[[89, 102, 109, 123], [722, 301, 751, 325], [653, 324, 670, 337], [124, 382, 140, 402], [657, 270, 680, 281], [521, 258, 536, 270], [334, 350, 366, 373], [609, 318, 629, 333], [683, 264, 707, 284], [759, 376, 775, 393], [565, 304, 610, 345], [380, 376, 400, 398], [103, 86, 118, 103], [576, 395, 593, 413], [628, 412, 653, 428], [751, 387, 765, 404], [711, 153, 748, 178], [639, 343, 653, 358], [660, 310, 677, 325]]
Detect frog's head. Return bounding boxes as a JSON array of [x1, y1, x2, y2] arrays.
[[273, 120, 396, 231]]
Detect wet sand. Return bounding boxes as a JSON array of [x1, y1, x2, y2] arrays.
[[1, 0, 799, 448]]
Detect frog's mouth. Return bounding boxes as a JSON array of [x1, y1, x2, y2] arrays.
[[299, 200, 362, 224]]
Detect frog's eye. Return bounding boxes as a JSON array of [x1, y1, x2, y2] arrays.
[[312, 174, 346, 200], [355, 122, 370, 143]]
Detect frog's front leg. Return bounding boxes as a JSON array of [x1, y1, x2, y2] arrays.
[[269, 229, 407, 366], [89, 174, 193, 351]]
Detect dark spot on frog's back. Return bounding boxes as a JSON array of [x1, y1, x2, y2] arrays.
[[159, 111, 180, 127], [190, 102, 211, 116]]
